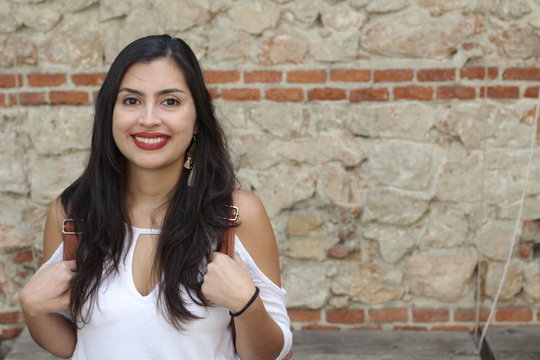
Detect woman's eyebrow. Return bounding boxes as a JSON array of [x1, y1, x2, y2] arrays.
[[157, 88, 185, 95], [117, 87, 185, 95], [118, 87, 143, 95]]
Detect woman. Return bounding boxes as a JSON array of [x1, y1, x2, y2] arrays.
[[19, 35, 292, 359]]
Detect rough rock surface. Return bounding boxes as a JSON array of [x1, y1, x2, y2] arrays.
[[332, 263, 404, 304], [407, 249, 478, 302]]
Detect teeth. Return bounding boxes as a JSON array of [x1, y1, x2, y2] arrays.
[[135, 136, 167, 144]]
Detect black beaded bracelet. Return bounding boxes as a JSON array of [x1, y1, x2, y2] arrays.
[[229, 287, 260, 317]]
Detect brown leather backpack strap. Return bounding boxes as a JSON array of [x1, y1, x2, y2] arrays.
[[218, 205, 239, 348], [62, 219, 80, 261], [218, 227, 235, 257], [218, 205, 238, 257]]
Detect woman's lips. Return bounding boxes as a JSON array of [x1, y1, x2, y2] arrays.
[[132, 132, 170, 150]]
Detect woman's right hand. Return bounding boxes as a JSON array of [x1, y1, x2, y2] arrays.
[[19, 260, 77, 318]]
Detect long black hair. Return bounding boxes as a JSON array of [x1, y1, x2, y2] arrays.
[[61, 35, 236, 328]]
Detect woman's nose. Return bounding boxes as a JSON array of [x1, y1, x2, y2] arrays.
[[138, 105, 161, 127]]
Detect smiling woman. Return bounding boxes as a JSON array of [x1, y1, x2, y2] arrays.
[[18, 35, 292, 360]]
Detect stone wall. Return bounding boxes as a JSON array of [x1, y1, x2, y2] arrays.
[[1, 0, 540, 339]]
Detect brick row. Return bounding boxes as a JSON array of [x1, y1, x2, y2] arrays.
[[3, 84, 538, 106], [2, 68, 540, 91], [208, 85, 530, 102], [3, 91, 91, 105], [288, 308, 540, 329]]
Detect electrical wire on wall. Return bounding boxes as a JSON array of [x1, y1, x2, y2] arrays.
[[473, 73, 540, 353]]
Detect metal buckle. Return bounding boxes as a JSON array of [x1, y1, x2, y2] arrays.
[[62, 219, 81, 235], [220, 205, 239, 222]]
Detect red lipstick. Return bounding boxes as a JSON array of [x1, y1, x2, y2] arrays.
[[132, 132, 170, 150]]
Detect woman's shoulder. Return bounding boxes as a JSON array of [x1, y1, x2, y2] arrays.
[[42, 196, 68, 262], [231, 189, 271, 233], [232, 189, 265, 218], [232, 189, 281, 286]]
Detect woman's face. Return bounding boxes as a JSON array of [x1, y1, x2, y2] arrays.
[[112, 57, 197, 173]]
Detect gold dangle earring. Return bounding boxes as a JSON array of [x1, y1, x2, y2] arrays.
[[184, 135, 196, 187]]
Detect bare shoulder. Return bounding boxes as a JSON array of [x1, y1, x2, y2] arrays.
[[232, 189, 281, 286], [232, 189, 266, 221], [42, 197, 67, 263]]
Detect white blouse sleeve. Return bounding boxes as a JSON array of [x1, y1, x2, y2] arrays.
[[234, 236, 293, 359]]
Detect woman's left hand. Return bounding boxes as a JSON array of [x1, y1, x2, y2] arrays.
[[202, 253, 257, 314]]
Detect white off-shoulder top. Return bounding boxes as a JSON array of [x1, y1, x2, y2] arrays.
[[45, 226, 292, 359]]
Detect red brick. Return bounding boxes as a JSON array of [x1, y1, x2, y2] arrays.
[[265, 88, 304, 102], [50, 91, 88, 104], [0, 74, 17, 87], [9, 92, 46, 105], [203, 71, 240, 84], [412, 308, 449, 323], [454, 308, 489, 322], [0, 312, 19, 324], [394, 86, 433, 100], [221, 88, 260, 101], [503, 68, 540, 81], [519, 241, 533, 258], [50, 90, 87, 105], [374, 69, 413, 82], [417, 68, 455, 82], [0, 93, 4, 106], [330, 69, 370, 82], [350, 326, 383, 331], [495, 308, 533, 322], [369, 308, 408, 323], [244, 71, 282, 83], [432, 325, 472, 332], [287, 70, 326, 83], [460, 67, 498, 80], [482, 86, 519, 99], [208, 88, 218, 99], [72, 73, 107, 86], [307, 88, 346, 101], [523, 219, 540, 234], [350, 88, 388, 102], [2, 327, 23, 339], [525, 86, 539, 98], [436, 86, 476, 99], [16, 270, 30, 279], [288, 309, 321, 322], [327, 309, 365, 324], [27, 73, 66, 87], [393, 325, 428, 331], [13, 250, 33, 263], [301, 324, 340, 330], [326, 246, 354, 259]]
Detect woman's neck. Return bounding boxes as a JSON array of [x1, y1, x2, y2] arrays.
[[125, 164, 183, 227]]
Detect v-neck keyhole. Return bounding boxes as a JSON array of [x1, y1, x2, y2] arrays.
[[131, 229, 160, 297]]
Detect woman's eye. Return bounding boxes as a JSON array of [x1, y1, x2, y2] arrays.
[[164, 98, 179, 106], [123, 97, 138, 105]]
